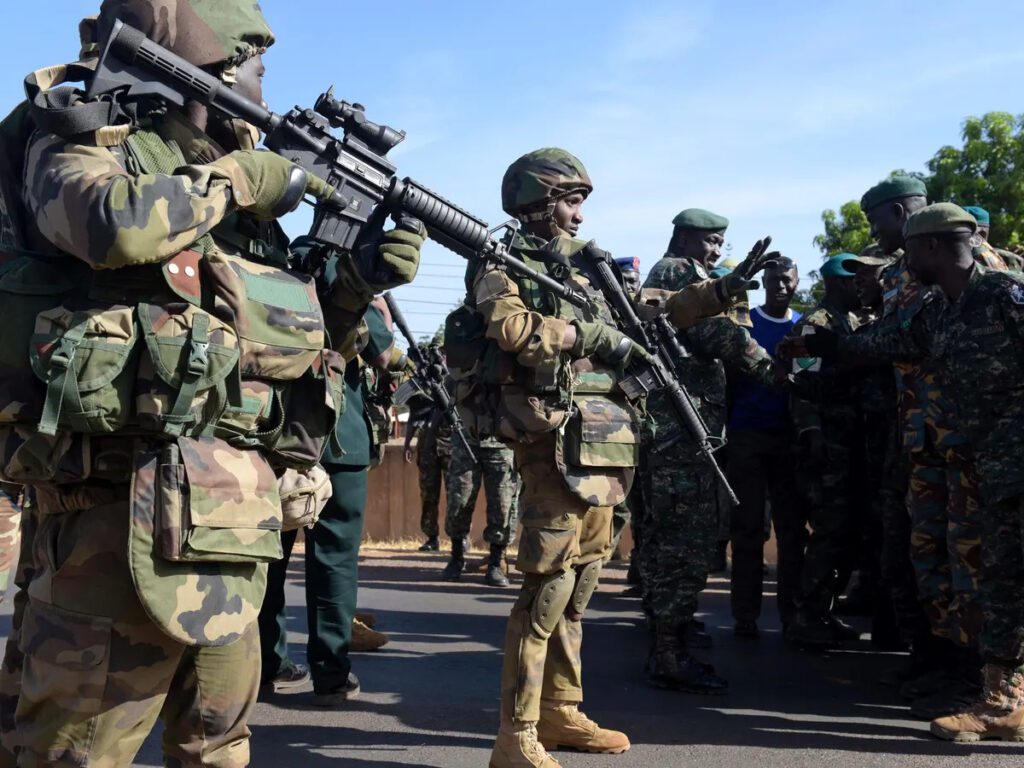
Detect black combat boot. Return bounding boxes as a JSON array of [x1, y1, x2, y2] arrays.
[[484, 544, 510, 587], [442, 537, 465, 581], [645, 623, 728, 694], [418, 535, 439, 552]]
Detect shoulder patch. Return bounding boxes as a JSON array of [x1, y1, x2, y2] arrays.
[[1009, 283, 1024, 305]]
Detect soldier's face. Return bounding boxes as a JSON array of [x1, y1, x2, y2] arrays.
[[854, 265, 884, 307], [866, 202, 905, 254], [679, 230, 724, 266], [552, 193, 585, 237], [906, 237, 939, 285], [233, 54, 266, 108], [622, 271, 640, 297]]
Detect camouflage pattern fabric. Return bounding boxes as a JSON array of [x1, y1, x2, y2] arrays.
[[789, 299, 861, 618], [639, 254, 774, 628], [500, 148, 592, 216], [412, 404, 452, 538], [444, 435, 520, 547], [926, 265, 1024, 663], [16, 490, 258, 767], [0, 491, 35, 758], [500, 433, 611, 723], [98, 0, 275, 71]]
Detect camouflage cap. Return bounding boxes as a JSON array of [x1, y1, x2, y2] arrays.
[[860, 175, 927, 213], [501, 148, 592, 216], [963, 205, 990, 226], [820, 253, 857, 278], [98, 0, 274, 70], [672, 208, 729, 232], [841, 250, 890, 271], [903, 202, 978, 241]]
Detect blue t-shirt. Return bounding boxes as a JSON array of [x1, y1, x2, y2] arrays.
[[728, 306, 801, 433]]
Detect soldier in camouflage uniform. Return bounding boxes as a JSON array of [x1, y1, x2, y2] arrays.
[[640, 209, 784, 695], [441, 434, 520, 587], [786, 255, 864, 647], [477, 151, 761, 768], [897, 203, 1024, 742], [404, 385, 452, 551], [964, 206, 1024, 272], [0, 2, 421, 763], [788, 178, 1011, 717]]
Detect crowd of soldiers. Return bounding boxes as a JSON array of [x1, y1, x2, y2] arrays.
[[0, 2, 1021, 767]]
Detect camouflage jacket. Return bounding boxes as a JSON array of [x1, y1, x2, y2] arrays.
[[839, 249, 1009, 453], [642, 255, 774, 446], [933, 265, 1024, 502], [789, 298, 860, 437]]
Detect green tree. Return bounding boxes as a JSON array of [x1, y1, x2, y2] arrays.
[[813, 201, 872, 258], [925, 111, 1024, 249]]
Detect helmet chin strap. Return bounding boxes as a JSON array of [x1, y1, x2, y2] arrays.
[[519, 202, 563, 240]]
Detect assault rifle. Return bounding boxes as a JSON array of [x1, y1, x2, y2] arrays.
[[83, 22, 733, 499], [576, 243, 738, 506], [84, 19, 590, 302], [383, 292, 475, 463]]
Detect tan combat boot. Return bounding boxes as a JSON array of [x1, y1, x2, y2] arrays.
[[536, 701, 631, 754], [350, 617, 389, 652], [489, 721, 562, 768], [931, 664, 1024, 743]]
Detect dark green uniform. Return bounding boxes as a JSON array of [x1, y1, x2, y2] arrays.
[[259, 304, 395, 693]]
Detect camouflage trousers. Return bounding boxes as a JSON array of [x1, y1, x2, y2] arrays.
[[639, 455, 716, 626], [0, 499, 34, 764], [877, 444, 932, 649], [417, 445, 451, 538], [907, 439, 983, 649], [980, 494, 1024, 665], [797, 415, 858, 618], [444, 439, 520, 547], [499, 434, 612, 724], [8, 488, 258, 768]]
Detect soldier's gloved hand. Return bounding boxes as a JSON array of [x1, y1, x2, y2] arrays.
[[716, 236, 781, 299], [370, 216, 426, 291], [211, 149, 312, 220], [572, 321, 654, 366], [802, 327, 839, 357]]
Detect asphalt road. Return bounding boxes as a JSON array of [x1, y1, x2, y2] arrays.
[[5, 548, 1022, 767]]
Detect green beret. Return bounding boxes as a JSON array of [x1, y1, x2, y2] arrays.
[[710, 266, 732, 278], [860, 175, 928, 212], [820, 254, 857, 278], [672, 208, 729, 232], [904, 203, 978, 241], [963, 205, 990, 226]]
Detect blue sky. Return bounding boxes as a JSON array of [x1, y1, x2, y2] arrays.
[[5, 1, 1022, 336]]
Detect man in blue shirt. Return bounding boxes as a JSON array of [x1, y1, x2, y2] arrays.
[[726, 257, 805, 637]]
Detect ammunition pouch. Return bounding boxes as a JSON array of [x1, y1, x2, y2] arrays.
[[555, 395, 638, 507]]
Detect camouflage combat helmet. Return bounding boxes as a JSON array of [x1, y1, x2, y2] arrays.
[[501, 148, 593, 219], [98, 0, 274, 80]]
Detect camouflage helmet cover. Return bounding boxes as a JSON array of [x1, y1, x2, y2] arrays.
[[98, 0, 274, 71], [501, 148, 593, 217]]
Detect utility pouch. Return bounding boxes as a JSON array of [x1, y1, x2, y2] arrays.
[[278, 464, 331, 531], [0, 256, 78, 424], [30, 304, 137, 436], [555, 396, 638, 507], [135, 302, 240, 438], [154, 437, 282, 564]]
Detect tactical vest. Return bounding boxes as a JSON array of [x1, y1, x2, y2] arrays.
[[446, 233, 639, 507]]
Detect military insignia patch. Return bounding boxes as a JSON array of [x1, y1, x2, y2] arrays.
[[1010, 284, 1024, 305]]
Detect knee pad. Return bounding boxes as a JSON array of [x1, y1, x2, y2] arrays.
[[523, 571, 574, 639], [569, 560, 602, 620]]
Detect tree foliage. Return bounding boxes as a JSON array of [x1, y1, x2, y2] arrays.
[[812, 201, 872, 258], [925, 111, 1024, 249]]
